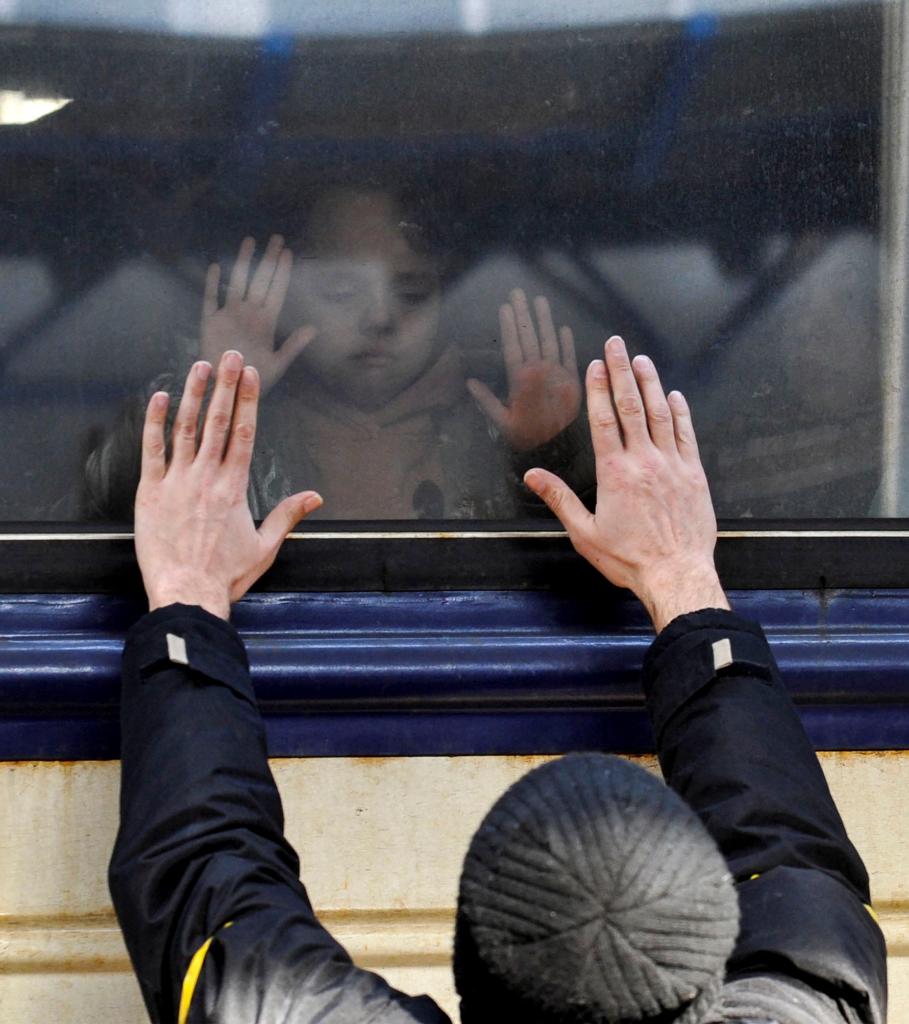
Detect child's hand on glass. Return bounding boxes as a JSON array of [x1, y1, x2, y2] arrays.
[[467, 288, 581, 451], [200, 234, 316, 394]]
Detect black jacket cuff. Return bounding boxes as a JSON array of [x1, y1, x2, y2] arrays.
[[123, 603, 253, 703], [643, 608, 781, 745]]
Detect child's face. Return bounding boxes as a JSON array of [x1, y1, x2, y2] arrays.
[[287, 190, 443, 411]]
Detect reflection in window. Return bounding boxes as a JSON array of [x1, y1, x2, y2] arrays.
[[0, 0, 890, 521]]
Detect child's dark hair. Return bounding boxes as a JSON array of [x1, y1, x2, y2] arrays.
[[279, 171, 459, 282], [81, 374, 180, 522]]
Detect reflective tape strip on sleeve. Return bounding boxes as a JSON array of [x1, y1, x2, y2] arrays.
[[178, 922, 233, 1024]]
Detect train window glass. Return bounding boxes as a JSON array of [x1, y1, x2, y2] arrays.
[[0, 0, 897, 526]]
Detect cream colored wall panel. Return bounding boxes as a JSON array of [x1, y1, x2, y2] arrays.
[[0, 754, 906, 1024], [889, 958, 909, 1024], [275, 754, 556, 911], [0, 762, 119, 917], [821, 751, 909, 904], [0, 972, 146, 1024]]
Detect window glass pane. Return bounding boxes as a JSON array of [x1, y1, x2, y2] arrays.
[[0, 0, 892, 522]]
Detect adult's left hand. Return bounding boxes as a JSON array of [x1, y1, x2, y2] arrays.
[[134, 350, 322, 620], [467, 288, 581, 452]]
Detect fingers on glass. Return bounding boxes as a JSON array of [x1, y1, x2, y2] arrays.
[[466, 377, 508, 428], [669, 390, 700, 461], [524, 467, 589, 534], [559, 325, 578, 374], [510, 288, 540, 363], [604, 336, 647, 446], [533, 295, 559, 362], [248, 234, 284, 305], [141, 391, 170, 480], [199, 350, 243, 460], [498, 301, 523, 381], [277, 324, 317, 375], [585, 358, 622, 459], [224, 365, 260, 481], [226, 236, 255, 304], [632, 354, 675, 452], [264, 245, 294, 318], [258, 490, 322, 553], [172, 361, 212, 464], [203, 264, 221, 318], [500, 289, 570, 369]]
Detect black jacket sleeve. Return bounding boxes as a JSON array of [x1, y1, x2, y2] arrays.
[[642, 608, 887, 1024], [108, 604, 450, 1024], [510, 415, 597, 517]]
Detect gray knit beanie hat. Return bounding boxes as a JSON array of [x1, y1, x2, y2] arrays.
[[454, 753, 740, 1024]]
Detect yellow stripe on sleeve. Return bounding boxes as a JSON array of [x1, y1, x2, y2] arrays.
[[178, 922, 233, 1024]]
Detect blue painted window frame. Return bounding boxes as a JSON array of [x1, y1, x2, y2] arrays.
[[2, 585, 908, 760]]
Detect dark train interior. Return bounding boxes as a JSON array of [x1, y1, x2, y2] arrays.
[[0, 2, 884, 520]]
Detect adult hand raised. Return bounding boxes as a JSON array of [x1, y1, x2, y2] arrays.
[[134, 350, 322, 620], [524, 336, 729, 632]]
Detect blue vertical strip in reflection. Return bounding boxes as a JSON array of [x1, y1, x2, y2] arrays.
[[233, 32, 296, 197], [632, 13, 719, 187]]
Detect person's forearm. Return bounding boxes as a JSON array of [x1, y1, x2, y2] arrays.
[[111, 603, 453, 1024], [109, 604, 301, 1023], [643, 608, 887, 1023], [643, 608, 869, 896]]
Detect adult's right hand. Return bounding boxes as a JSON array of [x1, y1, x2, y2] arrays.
[[524, 336, 729, 632], [201, 235, 316, 394]]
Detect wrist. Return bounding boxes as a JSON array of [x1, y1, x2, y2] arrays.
[[148, 593, 231, 621], [145, 575, 231, 621], [636, 560, 729, 634]]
